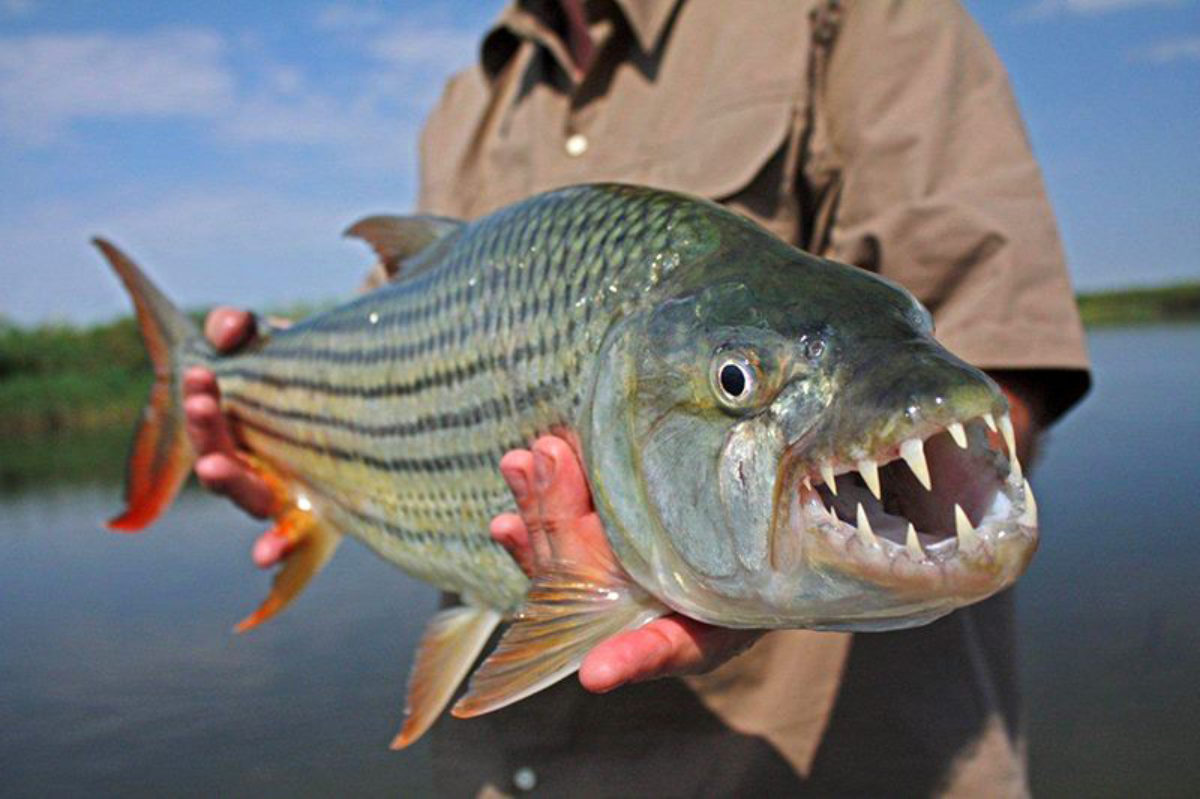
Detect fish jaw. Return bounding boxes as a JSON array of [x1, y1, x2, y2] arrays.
[[769, 409, 1037, 630], [754, 335, 1040, 629], [606, 330, 1039, 631]]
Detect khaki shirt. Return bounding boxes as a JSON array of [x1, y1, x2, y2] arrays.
[[405, 1, 1090, 795]]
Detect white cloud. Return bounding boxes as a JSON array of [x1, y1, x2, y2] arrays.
[[0, 185, 382, 324], [0, 28, 234, 145], [1019, 0, 1184, 19], [313, 3, 389, 32], [1133, 35, 1200, 61], [0, 10, 498, 323], [213, 92, 420, 177], [205, 8, 482, 166], [367, 26, 480, 69], [314, 3, 483, 76], [0, 22, 433, 172]]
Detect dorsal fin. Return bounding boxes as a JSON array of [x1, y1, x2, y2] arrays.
[[344, 214, 462, 279]]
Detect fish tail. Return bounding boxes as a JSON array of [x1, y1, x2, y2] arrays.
[[93, 238, 206, 532]]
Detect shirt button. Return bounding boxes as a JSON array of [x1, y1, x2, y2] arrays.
[[564, 133, 588, 157], [513, 766, 537, 792]]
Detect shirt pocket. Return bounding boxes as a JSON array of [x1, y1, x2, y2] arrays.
[[632, 87, 801, 202]]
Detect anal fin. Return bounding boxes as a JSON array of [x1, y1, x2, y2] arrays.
[[391, 605, 502, 749], [234, 504, 340, 633], [451, 562, 665, 719]]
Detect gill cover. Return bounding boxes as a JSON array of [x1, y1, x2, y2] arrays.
[[582, 281, 830, 625]]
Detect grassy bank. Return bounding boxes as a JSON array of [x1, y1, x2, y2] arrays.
[[0, 317, 153, 487], [0, 316, 152, 438], [1, 281, 1197, 448], [1076, 282, 1200, 327]]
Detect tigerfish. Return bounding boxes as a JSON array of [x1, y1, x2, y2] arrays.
[[97, 183, 1037, 748]]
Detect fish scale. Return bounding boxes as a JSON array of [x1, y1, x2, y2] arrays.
[[196, 185, 697, 612]]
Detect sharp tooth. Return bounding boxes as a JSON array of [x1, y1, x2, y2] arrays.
[[947, 421, 968, 449], [899, 438, 932, 491], [999, 413, 1017, 457], [858, 458, 882, 500], [983, 413, 998, 433], [821, 462, 838, 495], [954, 503, 978, 548], [855, 503, 877, 547], [905, 522, 924, 559], [997, 413, 1022, 479], [802, 476, 812, 492], [1021, 479, 1038, 527]]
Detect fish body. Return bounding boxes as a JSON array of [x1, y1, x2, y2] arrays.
[[196, 185, 711, 614], [97, 184, 1038, 746]]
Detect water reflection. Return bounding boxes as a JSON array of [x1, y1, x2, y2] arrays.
[[1, 325, 1197, 796], [1, 488, 436, 796], [1017, 325, 1200, 795]]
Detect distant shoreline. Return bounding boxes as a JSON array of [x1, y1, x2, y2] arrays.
[[1076, 282, 1200, 327], [2, 281, 1197, 454]]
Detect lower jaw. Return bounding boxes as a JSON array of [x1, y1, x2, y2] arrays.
[[794, 478, 1039, 601]]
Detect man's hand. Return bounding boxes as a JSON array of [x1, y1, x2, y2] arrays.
[[491, 436, 762, 694], [184, 307, 281, 566]]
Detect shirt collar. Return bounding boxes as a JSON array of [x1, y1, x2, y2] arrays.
[[615, 0, 680, 52], [480, 0, 682, 80]]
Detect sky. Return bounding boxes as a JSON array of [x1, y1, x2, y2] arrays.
[[0, 0, 1197, 325]]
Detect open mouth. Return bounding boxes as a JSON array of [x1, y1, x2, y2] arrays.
[[796, 412, 1037, 591]]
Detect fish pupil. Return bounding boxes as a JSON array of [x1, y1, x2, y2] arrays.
[[720, 363, 747, 397]]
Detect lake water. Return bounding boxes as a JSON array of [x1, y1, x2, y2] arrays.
[[2, 325, 1197, 797]]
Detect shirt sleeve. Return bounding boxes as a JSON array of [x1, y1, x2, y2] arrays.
[[812, 0, 1089, 420]]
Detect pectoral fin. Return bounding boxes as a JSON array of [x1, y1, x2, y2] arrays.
[[234, 506, 341, 633], [390, 606, 502, 749], [451, 562, 666, 719]]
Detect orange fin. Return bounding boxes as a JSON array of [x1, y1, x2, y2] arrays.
[[234, 506, 341, 633], [451, 562, 665, 719], [106, 378, 194, 531], [390, 606, 502, 749], [94, 238, 204, 532]]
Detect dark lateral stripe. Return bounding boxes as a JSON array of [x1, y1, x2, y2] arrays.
[[258, 285, 580, 367], [302, 272, 445, 335], [217, 335, 557, 399], [234, 413, 523, 474], [220, 351, 497, 399], [223, 377, 564, 439]]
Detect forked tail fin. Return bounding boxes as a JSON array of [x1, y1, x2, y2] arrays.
[[93, 238, 205, 531]]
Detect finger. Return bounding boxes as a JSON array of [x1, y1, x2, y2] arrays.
[[205, 306, 257, 352], [530, 436, 593, 520], [194, 453, 275, 518], [252, 526, 292, 569], [489, 512, 536, 576], [499, 449, 552, 564], [578, 616, 759, 693], [183, 370, 239, 457], [498, 450, 535, 514], [182, 365, 219, 397]]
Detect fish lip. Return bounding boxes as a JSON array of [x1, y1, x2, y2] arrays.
[[777, 409, 1038, 601]]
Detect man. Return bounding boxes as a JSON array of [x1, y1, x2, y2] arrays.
[[186, 1, 1089, 794]]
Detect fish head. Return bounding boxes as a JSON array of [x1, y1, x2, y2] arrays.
[[585, 233, 1036, 632]]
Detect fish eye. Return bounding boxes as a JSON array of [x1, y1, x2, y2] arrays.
[[720, 363, 747, 396], [713, 354, 758, 407]]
